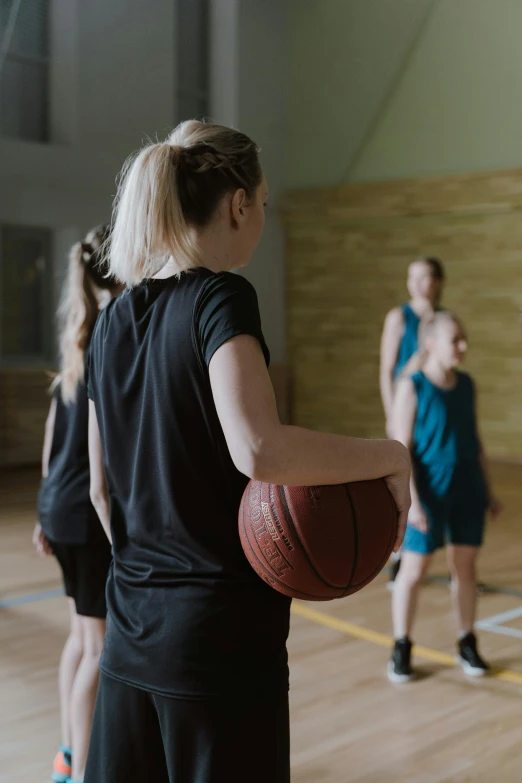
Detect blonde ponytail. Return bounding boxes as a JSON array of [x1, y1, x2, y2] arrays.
[[107, 120, 262, 287], [109, 143, 199, 286]]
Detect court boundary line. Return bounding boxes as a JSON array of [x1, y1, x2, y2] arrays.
[[475, 605, 522, 640], [0, 587, 64, 608], [3, 587, 522, 683], [475, 623, 522, 640], [291, 602, 522, 686], [476, 606, 522, 625]]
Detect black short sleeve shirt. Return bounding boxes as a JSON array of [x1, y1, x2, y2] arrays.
[[86, 268, 290, 698]]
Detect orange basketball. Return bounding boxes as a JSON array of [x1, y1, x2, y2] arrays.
[[239, 479, 397, 600]]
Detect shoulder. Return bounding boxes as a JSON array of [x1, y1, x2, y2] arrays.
[[87, 298, 121, 364], [195, 271, 260, 321], [198, 271, 257, 300], [401, 371, 425, 398], [91, 298, 115, 338], [384, 306, 406, 330]]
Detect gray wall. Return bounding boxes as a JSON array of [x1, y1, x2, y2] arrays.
[[1, 0, 289, 362], [211, 0, 288, 362], [0, 0, 176, 317]]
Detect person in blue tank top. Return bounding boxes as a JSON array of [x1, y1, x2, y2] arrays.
[[387, 311, 502, 683], [380, 257, 445, 437], [380, 257, 445, 586]]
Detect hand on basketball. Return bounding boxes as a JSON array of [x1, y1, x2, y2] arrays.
[[32, 522, 52, 557], [408, 502, 428, 533]]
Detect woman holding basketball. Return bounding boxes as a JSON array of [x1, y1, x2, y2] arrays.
[[84, 120, 411, 783], [388, 311, 501, 683], [34, 226, 120, 783]]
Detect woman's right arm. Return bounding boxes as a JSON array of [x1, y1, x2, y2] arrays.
[[392, 377, 427, 532], [379, 308, 404, 437], [210, 335, 411, 551]]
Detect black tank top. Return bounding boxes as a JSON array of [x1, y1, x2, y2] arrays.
[[38, 367, 104, 545], [86, 268, 291, 698]]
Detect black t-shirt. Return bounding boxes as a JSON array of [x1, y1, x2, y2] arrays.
[[38, 376, 104, 545], [86, 268, 291, 698]]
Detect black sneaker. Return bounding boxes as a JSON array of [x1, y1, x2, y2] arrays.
[[456, 632, 490, 677], [386, 558, 401, 591], [387, 637, 414, 683]]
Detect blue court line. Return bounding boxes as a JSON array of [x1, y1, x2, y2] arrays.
[[0, 587, 64, 608]]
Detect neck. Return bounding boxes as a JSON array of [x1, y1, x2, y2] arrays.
[[422, 356, 457, 388], [195, 223, 240, 273], [410, 297, 436, 316], [153, 227, 241, 280]]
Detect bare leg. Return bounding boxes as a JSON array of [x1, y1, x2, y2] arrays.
[[70, 616, 106, 781], [447, 545, 479, 636], [59, 599, 84, 749], [392, 551, 433, 639]]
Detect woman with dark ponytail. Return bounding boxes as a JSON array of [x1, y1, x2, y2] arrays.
[[34, 226, 121, 783], [84, 121, 410, 783]]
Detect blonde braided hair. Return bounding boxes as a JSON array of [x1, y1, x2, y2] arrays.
[[107, 120, 262, 285]]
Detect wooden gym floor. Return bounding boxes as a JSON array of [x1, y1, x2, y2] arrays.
[[2, 464, 522, 783]]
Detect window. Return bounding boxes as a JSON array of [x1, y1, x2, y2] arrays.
[[176, 0, 210, 121], [0, 0, 50, 142], [0, 225, 53, 365]]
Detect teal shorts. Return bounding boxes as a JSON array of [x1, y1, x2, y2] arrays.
[[403, 461, 487, 555]]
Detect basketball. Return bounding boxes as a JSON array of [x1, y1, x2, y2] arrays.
[[239, 479, 398, 600]]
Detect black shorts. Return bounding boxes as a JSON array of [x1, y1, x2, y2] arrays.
[[49, 538, 112, 618], [85, 672, 290, 783]]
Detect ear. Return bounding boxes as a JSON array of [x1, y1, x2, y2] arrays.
[[230, 188, 247, 229]]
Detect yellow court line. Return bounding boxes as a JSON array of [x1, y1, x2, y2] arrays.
[[291, 602, 522, 686]]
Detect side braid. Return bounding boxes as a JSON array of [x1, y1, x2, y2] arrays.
[[179, 142, 258, 175], [107, 119, 263, 283]]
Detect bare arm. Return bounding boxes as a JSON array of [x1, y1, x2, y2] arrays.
[[41, 396, 57, 478], [379, 308, 405, 435], [392, 376, 426, 531], [209, 335, 411, 551], [88, 400, 112, 543]]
